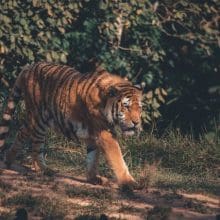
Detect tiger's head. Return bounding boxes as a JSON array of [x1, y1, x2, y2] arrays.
[[104, 84, 143, 136]]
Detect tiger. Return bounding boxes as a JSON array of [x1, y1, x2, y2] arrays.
[[0, 62, 143, 187]]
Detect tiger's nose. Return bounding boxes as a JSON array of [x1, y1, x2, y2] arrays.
[[132, 120, 139, 127]]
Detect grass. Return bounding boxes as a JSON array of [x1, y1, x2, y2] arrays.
[[65, 185, 114, 200], [155, 170, 219, 195], [3, 107, 219, 196], [46, 133, 219, 193], [39, 128, 220, 196], [123, 130, 220, 177], [183, 199, 210, 214], [0, 122, 219, 219], [2, 193, 72, 219], [118, 204, 146, 214], [1, 191, 113, 219], [118, 130, 220, 196], [74, 214, 110, 220], [146, 206, 172, 220], [3, 193, 39, 207], [0, 180, 13, 192]]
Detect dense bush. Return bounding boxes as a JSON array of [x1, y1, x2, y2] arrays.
[[0, 0, 219, 133]]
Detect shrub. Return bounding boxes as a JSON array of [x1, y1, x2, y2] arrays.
[[0, 0, 219, 131]]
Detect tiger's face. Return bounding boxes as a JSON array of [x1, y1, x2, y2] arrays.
[[104, 86, 143, 136], [117, 93, 142, 136]]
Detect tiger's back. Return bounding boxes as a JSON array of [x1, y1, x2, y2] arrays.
[[20, 63, 88, 139]]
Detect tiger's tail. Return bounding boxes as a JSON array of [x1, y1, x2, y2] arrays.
[[0, 71, 24, 154]]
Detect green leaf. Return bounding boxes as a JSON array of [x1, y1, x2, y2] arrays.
[[60, 53, 67, 63]]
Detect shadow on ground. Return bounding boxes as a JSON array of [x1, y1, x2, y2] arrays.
[[0, 161, 219, 220]]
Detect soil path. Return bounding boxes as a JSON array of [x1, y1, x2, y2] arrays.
[[0, 162, 219, 220]]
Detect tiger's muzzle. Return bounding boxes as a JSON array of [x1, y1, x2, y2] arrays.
[[121, 123, 142, 136]]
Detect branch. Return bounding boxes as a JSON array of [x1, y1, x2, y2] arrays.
[[0, 76, 10, 88]]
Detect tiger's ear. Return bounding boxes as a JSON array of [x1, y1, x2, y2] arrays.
[[108, 86, 118, 97], [134, 82, 145, 91]]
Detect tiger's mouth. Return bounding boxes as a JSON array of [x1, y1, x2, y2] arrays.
[[122, 127, 136, 136], [121, 123, 142, 136]]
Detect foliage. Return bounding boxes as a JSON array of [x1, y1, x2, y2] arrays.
[[0, 0, 81, 79], [142, 88, 167, 124], [155, 0, 220, 133], [0, 0, 219, 131]]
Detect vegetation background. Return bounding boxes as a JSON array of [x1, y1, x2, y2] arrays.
[[1, 0, 220, 134], [0, 0, 220, 219]]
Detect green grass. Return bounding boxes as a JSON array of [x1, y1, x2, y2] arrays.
[[40, 128, 220, 196], [123, 130, 220, 177], [118, 130, 220, 195], [155, 170, 219, 195]]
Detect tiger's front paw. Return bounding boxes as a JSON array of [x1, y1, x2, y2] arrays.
[[119, 181, 138, 195], [87, 175, 109, 186], [118, 174, 138, 192], [42, 167, 57, 176]]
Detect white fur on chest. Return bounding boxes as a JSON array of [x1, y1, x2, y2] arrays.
[[74, 122, 89, 139], [49, 119, 89, 139]]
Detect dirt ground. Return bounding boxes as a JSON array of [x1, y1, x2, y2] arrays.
[[0, 161, 219, 220]]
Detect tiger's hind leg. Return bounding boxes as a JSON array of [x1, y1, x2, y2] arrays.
[[31, 140, 46, 173], [4, 125, 30, 168], [30, 125, 54, 174]]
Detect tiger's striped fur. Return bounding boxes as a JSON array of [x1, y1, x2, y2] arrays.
[[0, 62, 142, 186]]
